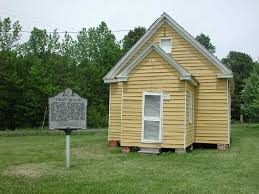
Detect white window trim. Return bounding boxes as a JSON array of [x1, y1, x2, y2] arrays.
[[141, 92, 163, 143], [188, 91, 193, 124], [159, 37, 172, 54]]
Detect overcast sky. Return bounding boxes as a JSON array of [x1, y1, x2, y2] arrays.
[[1, 0, 258, 60]]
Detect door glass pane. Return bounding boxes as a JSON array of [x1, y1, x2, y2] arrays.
[[143, 120, 160, 141], [144, 95, 160, 117]]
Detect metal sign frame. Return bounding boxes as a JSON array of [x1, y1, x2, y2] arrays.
[[48, 88, 87, 129]]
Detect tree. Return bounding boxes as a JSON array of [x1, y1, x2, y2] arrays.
[[0, 51, 26, 129], [75, 22, 122, 127], [222, 51, 255, 121], [122, 26, 146, 54], [60, 32, 76, 63], [21, 28, 60, 57], [0, 17, 21, 51], [0, 18, 123, 129], [195, 33, 216, 54], [241, 62, 259, 121], [76, 22, 121, 65]]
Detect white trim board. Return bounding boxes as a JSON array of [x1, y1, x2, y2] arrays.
[[184, 82, 187, 148], [120, 82, 124, 143], [227, 79, 231, 146], [104, 12, 233, 82], [192, 87, 195, 144], [141, 92, 163, 144], [108, 84, 111, 141]]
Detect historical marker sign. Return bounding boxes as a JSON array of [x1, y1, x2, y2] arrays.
[[48, 88, 87, 129]]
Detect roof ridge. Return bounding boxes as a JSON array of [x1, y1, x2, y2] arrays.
[[161, 12, 232, 75], [104, 12, 233, 81]]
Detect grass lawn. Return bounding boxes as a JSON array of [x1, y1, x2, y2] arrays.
[[0, 125, 258, 193]]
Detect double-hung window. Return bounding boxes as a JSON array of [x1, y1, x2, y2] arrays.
[[142, 92, 163, 143]]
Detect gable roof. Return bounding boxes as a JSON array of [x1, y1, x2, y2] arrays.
[[104, 12, 233, 82], [112, 43, 198, 86]]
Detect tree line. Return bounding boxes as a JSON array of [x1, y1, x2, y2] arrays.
[[0, 17, 258, 130]]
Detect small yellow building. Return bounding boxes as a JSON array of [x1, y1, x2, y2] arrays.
[[103, 13, 232, 153]]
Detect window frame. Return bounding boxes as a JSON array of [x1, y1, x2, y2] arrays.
[[159, 37, 172, 54], [141, 92, 163, 143], [187, 91, 193, 124]]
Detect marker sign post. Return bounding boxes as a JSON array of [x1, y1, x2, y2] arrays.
[[49, 88, 87, 168]]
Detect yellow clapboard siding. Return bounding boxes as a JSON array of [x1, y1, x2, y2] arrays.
[[108, 82, 122, 141], [124, 93, 184, 97], [123, 116, 185, 121], [125, 79, 181, 84], [195, 133, 228, 137], [127, 77, 181, 81], [160, 23, 228, 145], [195, 125, 228, 129], [194, 138, 228, 144], [123, 93, 184, 98], [195, 136, 228, 141], [123, 102, 185, 108], [195, 132, 228, 136], [195, 140, 228, 144], [109, 21, 229, 147], [121, 50, 185, 148], [120, 141, 184, 149], [123, 85, 185, 90]]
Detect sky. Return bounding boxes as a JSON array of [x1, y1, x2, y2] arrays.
[[0, 0, 258, 60]]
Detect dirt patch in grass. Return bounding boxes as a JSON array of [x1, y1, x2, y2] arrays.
[[2, 163, 51, 178]]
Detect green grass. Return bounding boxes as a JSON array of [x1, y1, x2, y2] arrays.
[[0, 128, 105, 137], [0, 125, 259, 193]]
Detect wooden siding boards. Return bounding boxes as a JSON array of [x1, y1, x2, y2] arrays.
[[159, 22, 229, 144], [137, 23, 228, 145], [121, 50, 185, 148], [109, 82, 122, 141], [108, 20, 229, 147]]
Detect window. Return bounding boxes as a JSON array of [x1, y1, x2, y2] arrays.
[[187, 92, 193, 123], [160, 38, 172, 53], [142, 92, 163, 143]]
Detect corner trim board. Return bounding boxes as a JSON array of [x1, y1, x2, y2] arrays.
[[120, 82, 124, 144], [108, 84, 111, 141], [184, 81, 187, 148], [227, 79, 231, 145]]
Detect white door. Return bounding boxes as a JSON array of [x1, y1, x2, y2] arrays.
[[142, 92, 163, 143]]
